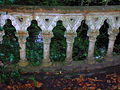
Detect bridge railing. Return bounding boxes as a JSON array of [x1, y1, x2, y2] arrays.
[[0, 5, 120, 67]]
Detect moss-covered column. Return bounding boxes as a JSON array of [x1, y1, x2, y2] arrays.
[[87, 30, 99, 64], [0, 30, 4, 44], [16, 31, 28, 67], [65, 32, 77, 63], [106, 29, 119, 59], [41, 32, 53, 67]]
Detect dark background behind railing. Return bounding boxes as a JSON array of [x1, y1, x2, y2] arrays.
[[0, 0, 120, 6]]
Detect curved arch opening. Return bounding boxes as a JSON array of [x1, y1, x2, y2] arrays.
[[114, 27, 120, 55], [73, 20, 89, 61], [95, 20, 109, 61], [0, 19, 19, 64], [50, 20, 67, 62], [26, 20, 43, 66]]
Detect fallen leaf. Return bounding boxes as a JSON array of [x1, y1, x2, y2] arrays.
[[35, 81, 43, 88]]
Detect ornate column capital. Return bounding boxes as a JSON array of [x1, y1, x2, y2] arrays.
[[108, 29, 119, 41], [65, 31, 77, 44], [16, 31, 28, 43], [41, 31, 53, 44], [87, 30, 99, 41]]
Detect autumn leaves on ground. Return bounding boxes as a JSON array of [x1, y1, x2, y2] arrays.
[[0, 68, 120, 90]]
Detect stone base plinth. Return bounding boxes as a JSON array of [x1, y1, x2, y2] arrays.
[[104, 56, 113, 61], [42, 59, 52, 67], [86, 57, 96, 64], [64, 58, 73, 65], [18, 60, 29, 67]]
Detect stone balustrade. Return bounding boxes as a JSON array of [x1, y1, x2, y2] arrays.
[[0, 5, 120, 67]]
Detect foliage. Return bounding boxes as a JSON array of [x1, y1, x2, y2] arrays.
[[50, 21, 66, 62], [113, 45, 120, 55], [0, 20, 43, 65], [0, 0, 119, 6], [73, 21, 88, 61], [26, 20, 43, 65], [0, 18, 119, 64], [0, 19, 20, 64], [0, 65, 21, 83]]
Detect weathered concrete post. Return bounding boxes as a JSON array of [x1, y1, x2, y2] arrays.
[[16, 31, 29, 67], [65, 32, 77, 63], [87, 30, 99, 64], [41, 31, 53, 67], [106, 29, 119, 60]]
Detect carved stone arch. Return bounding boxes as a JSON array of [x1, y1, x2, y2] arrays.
[[0, 14, 10, 28], [4, 14, 21, 30], [86, 15, 106, 30], [62, 16, 84, 32], [12, 14, 32, 31], [116, 16, 120, 29], [85, 15, 95, 30], [56, 16, 63, 22], [95, 16, 106, 30], [106, 16, 116, 30], [0, 14, 6, 27], [35, 15, 59, 31], [104, 15, 119, 36], [107, 15, 120, 29]]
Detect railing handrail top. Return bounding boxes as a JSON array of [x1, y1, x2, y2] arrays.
[[0, 5, 120, 13]]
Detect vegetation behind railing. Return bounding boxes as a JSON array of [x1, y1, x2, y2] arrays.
[[0, 0, 120, 6], [0, 18, 119, 65]]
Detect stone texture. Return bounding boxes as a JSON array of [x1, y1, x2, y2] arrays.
[[0, 5, 120, 13], [41, 31, 53, 67], [106, 29, 119, 60], [65, 32, 77, 63], [16, 31, 29, 67], [0, 5, 120, 67], [86, 30, 100, 64]]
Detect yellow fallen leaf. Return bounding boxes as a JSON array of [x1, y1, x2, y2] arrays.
[[35, 81, 43, 88]]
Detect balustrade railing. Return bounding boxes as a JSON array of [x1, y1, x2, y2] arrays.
[[0, 5, 120, 67]]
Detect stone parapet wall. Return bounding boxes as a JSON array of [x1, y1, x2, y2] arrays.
[[0, 5, 120, 67]]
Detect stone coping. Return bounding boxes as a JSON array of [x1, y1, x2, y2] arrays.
[[0, 5, 120, 13]]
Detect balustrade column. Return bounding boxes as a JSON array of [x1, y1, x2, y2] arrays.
[[41, 32, 53, 67], [0, 30, 4, 44], [0, 30, 4, 66], [16, 31, 28, 67], [65, 32, 77, 63], [106, 29, 119, 59], [87, 30, 99, 64]]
